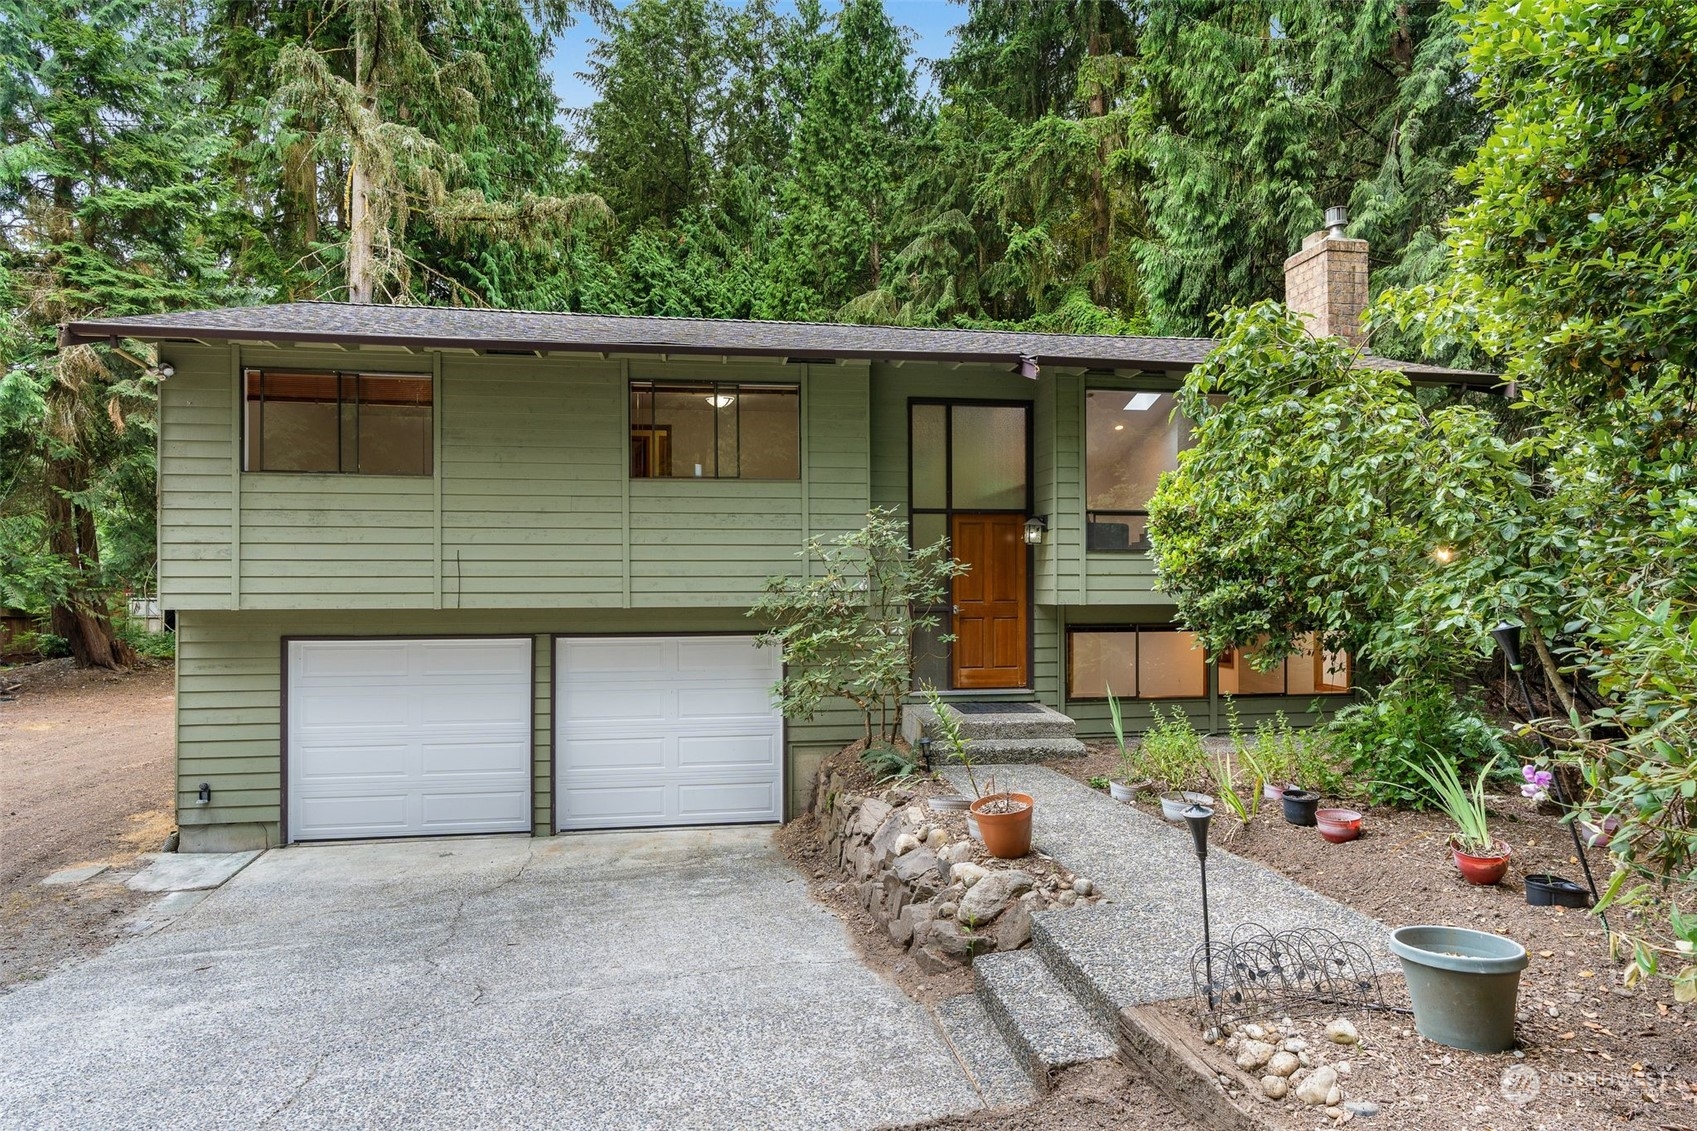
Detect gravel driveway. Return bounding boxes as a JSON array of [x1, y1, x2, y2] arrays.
[[0, 829, 984, 1130]]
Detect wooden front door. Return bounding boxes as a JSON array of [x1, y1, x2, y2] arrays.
[[950, 512, 1028, 689]]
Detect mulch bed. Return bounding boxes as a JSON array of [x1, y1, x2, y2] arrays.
[[1054, 742, 1697, 1129]]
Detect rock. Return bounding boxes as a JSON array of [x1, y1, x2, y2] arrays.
[[1325, 1018, 1360, 1046], [914, 945, 962, 975], [893, 848, 940, 885], [1295, 1066, 1339, 1106], [956, 870, 1035, 925], [1054, 890, 1078, 908], [889, 917, 914, 946], [1073, 877, 1094, 896], [938, 841, 974, 867], [1240, 1024, 1266, 1040], [936, 901, 958, 920], [1334, 1060, 1351, 1077], [893, 833, 922, 856], [1344, 1100, 1380, 1118], [1260, 1075, 1289, 1100], [851, 798, 893, 839], [1280, 1038, 1308, 1054], [1265, 1051, 1300, 1078], [994, 902, 1033, 951], [1323, 1106, 1347, 1122], [1298, 1051, 1314, 1068], [950, 861, 990, 888], [925, 828, 948, 849], [1235, 1040, 1277, 1070], [929, 918, 992, 960]]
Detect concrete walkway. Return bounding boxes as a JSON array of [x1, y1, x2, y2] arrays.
[[0, 829, 983, 1131], [945, 765, 1388, 1019]]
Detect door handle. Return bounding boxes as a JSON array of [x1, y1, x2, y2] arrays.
[[952, 604, 961, 614]]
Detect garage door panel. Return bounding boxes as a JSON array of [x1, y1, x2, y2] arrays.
[[417, 685, 531, 727], [556, 634, 782, 831], [676, 734, 782, 769], [418, 740, 529, 777], [417, 641, 530, 676], [561, 737, 667, 771], [677, 638, 772, 678], [298, 642, 411, 679], [294, 793, 411, 838], [419, 790, 530, 829], [563, 784, 670, 826], [676, 685, 775, 719], [295, 742, 410, 781], [676, 780, 780, 821], [287, 639, 532, 842]]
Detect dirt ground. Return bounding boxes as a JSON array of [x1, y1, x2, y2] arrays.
[[0, 659, 177, 989], [1053, 743, 1697, 1129]]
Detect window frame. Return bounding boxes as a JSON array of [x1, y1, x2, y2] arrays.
[[627, 379, 801, 481], [242, 368, 434, 477], [1082, 387, 1219, 553], [1217, 636, 1355, 697], [1065, 625, 1209, 702]]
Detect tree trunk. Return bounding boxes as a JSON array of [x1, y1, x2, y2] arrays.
[[45, 458, 135, 671], [1086, 31, 1111, 302], [1521, 614, 1579, 724], [346, 30, 377, 303]]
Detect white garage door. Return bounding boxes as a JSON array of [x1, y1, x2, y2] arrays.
[[286, 638, 532, 842], [555, 635, 783, 830]]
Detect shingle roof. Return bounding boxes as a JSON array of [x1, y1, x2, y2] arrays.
[[60, 301, 1495, 382]]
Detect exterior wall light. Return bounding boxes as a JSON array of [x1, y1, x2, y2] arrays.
[[1431, 546, 1456, 564], [197, 782, 212, 805], [1024, 516, 1048, 545]]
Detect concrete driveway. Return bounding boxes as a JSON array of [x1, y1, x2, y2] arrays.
[[0, 829, 983, 1130]]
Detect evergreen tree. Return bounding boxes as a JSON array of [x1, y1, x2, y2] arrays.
[[0, 0, 228, 666], [1134, 0, 1485, 345], [765, 0, 923, 320]]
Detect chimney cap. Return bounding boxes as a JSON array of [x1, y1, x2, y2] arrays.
[[1324, 205, 1349, 237]]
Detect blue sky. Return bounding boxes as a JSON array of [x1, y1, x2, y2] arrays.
[[546, 0, 964, 112]]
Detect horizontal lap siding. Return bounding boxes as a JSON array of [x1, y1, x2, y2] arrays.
[[441, 358, 625, 607], [629, 480, 803, 604], [240, 476, 434, 607], [807, 364, 871, 546], [157, 349, 234, 608]]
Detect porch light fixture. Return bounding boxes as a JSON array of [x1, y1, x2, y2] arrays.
[[1024, 516, 1048, 545], [196, 782, 212, 806], [1124, 392, 1162, 412], [705, 393, 736, 408]]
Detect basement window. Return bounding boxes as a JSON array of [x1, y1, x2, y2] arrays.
[[244, 370, 433, 475], [1066, 627, 1208, 700], [629, 381, 800, 480]]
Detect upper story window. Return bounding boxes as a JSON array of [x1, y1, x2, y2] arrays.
[[244, 369, 433, 475], [630, 381, 800, 480], [1084, 389, 1196, 551]]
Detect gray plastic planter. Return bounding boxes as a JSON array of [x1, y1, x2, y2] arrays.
[[1389, 925, 1529, 1053]]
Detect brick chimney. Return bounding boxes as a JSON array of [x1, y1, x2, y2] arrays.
[[1282, 205, 1369, 347]]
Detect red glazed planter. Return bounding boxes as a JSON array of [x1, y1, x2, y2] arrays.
[[1452, 838, 1512, 885], [1316, 807, 1363, 843]]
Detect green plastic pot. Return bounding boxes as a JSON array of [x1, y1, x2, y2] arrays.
[[1388, 925, 1528, 1053]]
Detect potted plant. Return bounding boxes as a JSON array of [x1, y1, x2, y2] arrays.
[[1105, 687, 1152, 802], [1316, 807, 1363, 843], [970, 781, 1035, 859], [1389, 925, 1529, 1052], [1281, 788, 1321, 826], [1142, 706, 1212, 821], [921, 687, 977, 816], [1404, 753, 1510, 885]]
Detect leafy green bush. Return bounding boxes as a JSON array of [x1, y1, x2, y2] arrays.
[[10, 630, 69, 659], [114, 617, 175, 660], [860, 742, 922, 784], [1330, 683, 1512, 806]]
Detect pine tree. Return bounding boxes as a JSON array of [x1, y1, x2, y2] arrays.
[[0, 0, 228, 667], [765, 0, 923, 320]]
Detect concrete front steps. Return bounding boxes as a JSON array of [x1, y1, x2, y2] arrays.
[[902, 700, 1087, 762]]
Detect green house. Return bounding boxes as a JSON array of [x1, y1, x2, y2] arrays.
[[62, 227, 1485, 852]]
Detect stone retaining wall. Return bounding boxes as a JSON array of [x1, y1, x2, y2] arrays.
[[811, 766, 1096, 974]]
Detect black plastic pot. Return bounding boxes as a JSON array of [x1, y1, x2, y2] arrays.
[[1281, 789, 1320, 827], [1524, 873, 1591, 909]]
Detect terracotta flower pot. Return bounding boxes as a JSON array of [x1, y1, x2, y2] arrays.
[[1316, 807, 1363, 843], [1452, 838, 1511, 885], [970, 792, 1034, 859], [1578, 816, 1620, 848]]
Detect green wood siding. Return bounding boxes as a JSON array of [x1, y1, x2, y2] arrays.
[[155, 347, 873, 612]]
